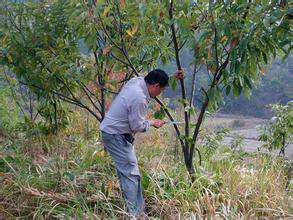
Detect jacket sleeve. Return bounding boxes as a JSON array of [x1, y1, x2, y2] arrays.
[[128, 99, 150, 133]]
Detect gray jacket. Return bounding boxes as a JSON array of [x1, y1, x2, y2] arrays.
[[100, 77, 151, 134]]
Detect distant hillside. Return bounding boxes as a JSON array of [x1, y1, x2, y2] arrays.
[[162, 54, 292, 119], [220, 56, 292, 118]]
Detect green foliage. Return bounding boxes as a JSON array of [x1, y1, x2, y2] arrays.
[[0, 87, 21, 135], [160, 0, 290, 173], [0, 0, 178, 124], [200, 127, 230, 158], [153, 106, 166, 120], [169, 1, 290, 108], [1, 0, 290, 116], [258, 101, 293, 154], [18, 116, 50, 137], [168, 76, 178, 91], [229, 134, 244, 152], [37, 99, 70, 134], [0, 0, 82, 130]]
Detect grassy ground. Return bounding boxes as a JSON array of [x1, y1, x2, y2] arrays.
[[0, 111, 292, 219]]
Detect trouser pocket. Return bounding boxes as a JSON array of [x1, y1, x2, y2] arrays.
[[122, 133, 135, 144]]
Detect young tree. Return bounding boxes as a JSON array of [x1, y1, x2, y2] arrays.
[[259, 101, 293, 156], [142, 0, 291, 177]]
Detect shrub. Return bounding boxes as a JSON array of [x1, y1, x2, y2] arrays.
[[258, 101, 293, 156]]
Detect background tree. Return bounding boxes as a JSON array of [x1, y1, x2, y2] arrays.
[[258, 101, 293, 156]]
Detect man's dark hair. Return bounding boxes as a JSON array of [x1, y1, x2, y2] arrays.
[[144, 69, 169, 87]]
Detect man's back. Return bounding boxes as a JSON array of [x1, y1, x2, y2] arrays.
[[100, 77, 150, 134]]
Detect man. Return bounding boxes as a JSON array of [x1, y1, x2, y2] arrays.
[[100, 69, 183, 218]]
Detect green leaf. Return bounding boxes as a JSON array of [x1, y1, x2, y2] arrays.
[[185, 106, 196, 115], [208, 87, 216, 101], [233, 82, 239, 97], [153, 107, 166, 120], [198, 30, 210, 43], [244, 76, 252, 89], [178, 98, 189, 106], [169, 76, 177, 91], [243, 86, 251, 99], [63, 171, 75, 181], [262, 52, 268, 64]]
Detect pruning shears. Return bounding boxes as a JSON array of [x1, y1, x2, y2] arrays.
[[167, 121, 184, 125]]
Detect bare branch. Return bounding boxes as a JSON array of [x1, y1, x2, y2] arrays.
[[154, 97, 183, 147], [179, 39, 187, 51], [79, 82, 102, 115], [189, 63, 199, 108], [19, 81, 102, 122]]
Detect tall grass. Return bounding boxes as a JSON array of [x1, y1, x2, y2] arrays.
[[0, 110, 292, 219]]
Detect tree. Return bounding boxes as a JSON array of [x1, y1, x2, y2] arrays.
[[0, 0, 291, 178], [149, 0, 291, 178], [258, 101, 293, 156]]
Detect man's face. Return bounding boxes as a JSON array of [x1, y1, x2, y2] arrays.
[[149, 83, 165, 98]]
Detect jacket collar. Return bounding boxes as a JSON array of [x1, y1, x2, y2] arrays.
[[140, 77, 151, 101]]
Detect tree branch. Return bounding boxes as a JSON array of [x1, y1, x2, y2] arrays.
[[154, 97, 183, 147], [189, 88, 209, 165], [20, 80, 102, 122], [169, 0, 189, 158]]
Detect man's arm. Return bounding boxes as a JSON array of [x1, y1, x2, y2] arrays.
[[128, 99, 151, 132], [128, 99, 165, 132]]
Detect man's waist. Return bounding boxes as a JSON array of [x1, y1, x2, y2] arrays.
[[121, 133, 135, 144], [101, 131, 135, 144]]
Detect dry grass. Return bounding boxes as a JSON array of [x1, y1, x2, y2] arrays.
[[0, 110, 292, 219], [135, 123, 292, 219]]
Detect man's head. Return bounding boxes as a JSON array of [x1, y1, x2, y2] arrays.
[[144, 69, 169, 98]]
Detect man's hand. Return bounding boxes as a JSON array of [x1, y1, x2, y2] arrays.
[[150, 119, 166, 128], [173, 69, 184, 80]]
